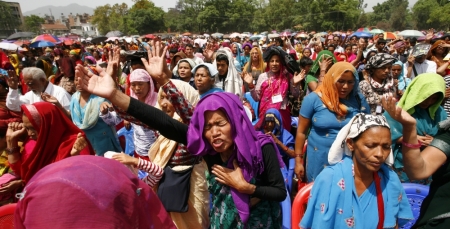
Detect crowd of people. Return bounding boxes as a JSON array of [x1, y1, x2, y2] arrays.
[[0, 29, 450, 228]]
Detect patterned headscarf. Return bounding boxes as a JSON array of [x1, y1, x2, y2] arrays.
[[328, 113, 393, 166], [365, 53, 397, 97], [364, 53, 396, 70]]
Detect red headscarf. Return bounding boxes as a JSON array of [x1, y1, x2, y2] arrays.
[[19, 102, 94, 183]]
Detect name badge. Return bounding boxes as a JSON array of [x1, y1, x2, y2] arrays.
[[376, 105, 383, 114], [272, 94, 283, 104]]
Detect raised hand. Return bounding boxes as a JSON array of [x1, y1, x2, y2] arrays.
[[293, 69, 306, 85], [319, 57, 333, 72], [6, 122, 26, 141], [106, 46, 120, 78], [6, 70, 19, 90], [203, 43, 215, 61], [76, 64, 117, 100], [426, 29, 434, 41], [141, 40, 170, 85], [382, 96, 416, 126], [242, 72, 253, 85]]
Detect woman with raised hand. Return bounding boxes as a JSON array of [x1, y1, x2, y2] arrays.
[[76, 40, 286, 229], [383, 96, 450, 228]]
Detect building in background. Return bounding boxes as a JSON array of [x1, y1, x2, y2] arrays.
[[0, 1, 25, 39]]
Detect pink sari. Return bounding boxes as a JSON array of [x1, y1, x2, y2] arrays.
[[257, 66, 292, 131]]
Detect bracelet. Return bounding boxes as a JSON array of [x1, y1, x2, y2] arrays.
[[402, 140, 421, 149], [295, 154, 304, 159], [6, 146, 20, 155]]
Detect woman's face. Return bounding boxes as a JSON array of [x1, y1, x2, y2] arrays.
[[345, 46, 352, 55], [93, 52, 99, 59], [418, 93, 440, 109], [335, 71, 355, 99], [130, 81, 150, 101], [177, 62, 192, 79], [435, 45, 446, 56], [373, 64, 392, 82], [232, 44, 238, 54], [251, 49, 259, 61], [244, 46, 251, 55], [194, 67, 214, 94], [203, 110, 233, 154], [159, 91, 175, 117], [347, 126, 391, 172], [303, 49, 311, 58], [391, 65, 402, 79], [352, 45, 358, 54], [269, 55, 281, 73], [264, 120, 275, 133], [22, 114, 38, 140]]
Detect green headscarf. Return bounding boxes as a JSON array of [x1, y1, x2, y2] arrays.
[[310, 50, 337, 75], [397, 73, 445, 120]]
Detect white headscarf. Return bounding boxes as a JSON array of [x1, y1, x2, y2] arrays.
[[328, 113, 394, 166], [213, 48, 243, 98]]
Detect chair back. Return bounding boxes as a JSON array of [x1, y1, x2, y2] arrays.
[[291, 182, 313, 229], [400, 183, 429, 229], [0, 203, 17, 229], [280, 189, 291, 229]]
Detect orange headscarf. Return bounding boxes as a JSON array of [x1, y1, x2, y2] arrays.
[[314, 62, 357, 117], [427, 40, 448, 67]]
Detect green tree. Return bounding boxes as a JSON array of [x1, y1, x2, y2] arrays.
[[428, 2, 450, 30], [128, 1, 165, 34], [0, 1, 20, 36], [24, 15, 44, 33], [412, 0, 440, 30], [369, 0, 409, 30]]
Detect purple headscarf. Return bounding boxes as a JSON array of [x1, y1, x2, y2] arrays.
[[187, 92, 284, 224]]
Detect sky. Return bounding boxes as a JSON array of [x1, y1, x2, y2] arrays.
[[16, 0, 418, 13]]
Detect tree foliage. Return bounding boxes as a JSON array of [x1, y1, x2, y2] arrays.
[[89, 0, 450, 34], [0, 1, 20, 34], [24, 15, 44, 33]]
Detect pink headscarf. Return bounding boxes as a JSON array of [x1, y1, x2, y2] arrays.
[[129, 69, 157, 106], [14, 155, 176, 229]]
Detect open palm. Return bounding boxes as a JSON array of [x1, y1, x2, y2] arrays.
[[76, 65, 117, 99], [141, 40, 169, 84], [382, 96, 416, 126]]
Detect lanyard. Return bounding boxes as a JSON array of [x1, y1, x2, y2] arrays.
[[374, 172, 384, 229]]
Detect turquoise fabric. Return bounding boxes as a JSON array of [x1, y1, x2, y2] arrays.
[[300, 156, 413, 229], [70, 94, 122, 156], [300, 92, 370, 182]]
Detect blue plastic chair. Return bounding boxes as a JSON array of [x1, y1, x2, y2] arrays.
[[280, 166, 292, 229], [400, 183, 429, 229], [244, 92, 259, 125]]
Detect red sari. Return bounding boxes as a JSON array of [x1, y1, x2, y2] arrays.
[[10, 102, 94, 183]]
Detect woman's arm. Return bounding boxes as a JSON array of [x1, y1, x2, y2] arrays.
[[383, 97, 447, 180], [294, 116, 310, 179], [252, 144, 287, 201], [437, 61, 449, 77]]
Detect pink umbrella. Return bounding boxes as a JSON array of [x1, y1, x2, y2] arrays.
[[280, 31, 292, 37]]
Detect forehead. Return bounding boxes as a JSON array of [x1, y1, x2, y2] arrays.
[[195, 68, 208, 74], [338, 71, 355, 80]]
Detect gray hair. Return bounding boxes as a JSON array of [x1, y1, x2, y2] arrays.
[[22, 67, 47, 81]]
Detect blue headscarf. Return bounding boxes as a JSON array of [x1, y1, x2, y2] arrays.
[[393, 60, 411, 92], [260, 108, 294, 159], [232, 42, 244, 71]]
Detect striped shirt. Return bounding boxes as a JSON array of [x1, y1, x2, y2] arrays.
[[138, 158, 163, 188], [444, 76, 450, 117]]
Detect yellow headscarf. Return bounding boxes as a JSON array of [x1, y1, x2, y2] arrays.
[[9, 54, 19, 75]]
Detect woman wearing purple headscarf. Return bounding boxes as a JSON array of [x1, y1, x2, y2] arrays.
[[75, 41, 287, 229]]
